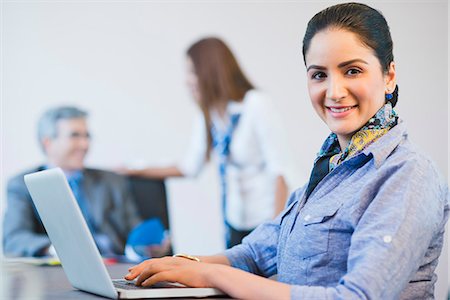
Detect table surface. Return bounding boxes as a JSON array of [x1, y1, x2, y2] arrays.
[[4, 262, 231, 300]]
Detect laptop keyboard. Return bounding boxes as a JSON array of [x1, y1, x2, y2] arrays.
[[113, 279, 183, 290]]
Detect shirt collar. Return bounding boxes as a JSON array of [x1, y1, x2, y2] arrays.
[[361, 119, 408, 168], [227, 100, 244, 115], [44, 164, 84, 181], [65, 170, 84, 182], [211, 100, 244, 130]]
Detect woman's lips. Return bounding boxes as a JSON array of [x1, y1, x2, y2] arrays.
[[326, 105, 358, 118]]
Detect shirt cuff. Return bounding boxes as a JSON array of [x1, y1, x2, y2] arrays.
[[223, 244, 260, 274]]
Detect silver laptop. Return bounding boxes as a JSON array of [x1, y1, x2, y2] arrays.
[[24, 168, 225, 299]]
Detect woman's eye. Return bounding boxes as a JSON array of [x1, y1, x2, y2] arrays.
[[346, 68, 362, 76], [312, 72, 326, 80]]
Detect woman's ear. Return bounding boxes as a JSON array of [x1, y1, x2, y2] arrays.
[[385, 61, 396, 93]]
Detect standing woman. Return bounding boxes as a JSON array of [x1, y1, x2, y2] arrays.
[[125, 37, 293, 248], [124, 3, 449, 299]]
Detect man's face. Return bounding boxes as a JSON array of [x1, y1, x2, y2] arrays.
[[44, 118, 90, 172]]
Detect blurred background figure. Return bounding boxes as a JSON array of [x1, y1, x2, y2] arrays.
[[2, 106, 169, 260], [121, 37, 295, 248]]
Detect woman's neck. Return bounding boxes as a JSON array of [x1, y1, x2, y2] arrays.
[[337, 134, 352, 152]]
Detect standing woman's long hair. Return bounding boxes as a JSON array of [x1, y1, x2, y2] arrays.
[[187, 37, 254, 159]]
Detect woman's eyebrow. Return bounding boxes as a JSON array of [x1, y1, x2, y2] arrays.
[[307, 59, 369, 72], [337, 58, 368, 68], [306, 65, 326, 72]]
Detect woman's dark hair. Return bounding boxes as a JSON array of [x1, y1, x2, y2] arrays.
[[187, 37, 254, 158], [302, 2, 398, 106]]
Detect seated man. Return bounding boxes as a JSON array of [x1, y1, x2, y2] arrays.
[[3, 106, 144, 257]]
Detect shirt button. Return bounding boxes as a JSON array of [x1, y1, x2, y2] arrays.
[[383, 235, 392, 243], [304, 215, 311, 221]]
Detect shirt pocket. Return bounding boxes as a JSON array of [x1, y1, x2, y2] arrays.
[[297, 202, 342, 259]]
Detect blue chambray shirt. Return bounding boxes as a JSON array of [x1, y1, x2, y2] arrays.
[[224, 121, 449, 300]]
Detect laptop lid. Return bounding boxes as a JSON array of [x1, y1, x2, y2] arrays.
[[24, 168, 225, 299], [25, 168, 118, 298]]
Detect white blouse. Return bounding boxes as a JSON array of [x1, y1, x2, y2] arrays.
[[178, 90, 295, 230]]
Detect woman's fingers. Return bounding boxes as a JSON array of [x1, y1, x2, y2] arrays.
[[141, 271, 174, 287], [125, 271, 137, 280], [136, 267, 156, 286], [142, 265, 212, 288], [125, 260, 153, 280], [124, 257, 196, 282], [135, 260, 176, 286]]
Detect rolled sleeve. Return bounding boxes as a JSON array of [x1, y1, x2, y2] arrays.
[[224, 190, 302, 278], [224, 218, 279, 277]]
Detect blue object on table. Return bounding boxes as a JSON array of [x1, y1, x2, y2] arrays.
[[125, 218, 166, 261]]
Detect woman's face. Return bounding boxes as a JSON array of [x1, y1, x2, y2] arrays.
[[305, 28, 396, 148], [185, 56, 201, 103]]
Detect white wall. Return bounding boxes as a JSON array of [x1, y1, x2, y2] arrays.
[[1, 0, 448, 298]]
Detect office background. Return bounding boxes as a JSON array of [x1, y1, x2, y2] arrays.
[[1, 0, 448, 298]]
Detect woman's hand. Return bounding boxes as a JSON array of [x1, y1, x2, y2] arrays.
[[125, 255, 291, 300], [115, 166, 184, 179], [124, 256, 214, 288], [114, 166, 140, 176]]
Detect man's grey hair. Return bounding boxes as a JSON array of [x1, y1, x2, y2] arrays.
[[37, 106, 88, 152]]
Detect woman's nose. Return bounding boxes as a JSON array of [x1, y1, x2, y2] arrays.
[[326, 76, 347, 102]]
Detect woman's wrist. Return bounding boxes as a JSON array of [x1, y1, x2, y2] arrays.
[[173, 253, 201, 262], [197, 254, 231, 265]]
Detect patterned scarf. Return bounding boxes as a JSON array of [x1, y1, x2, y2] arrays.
[[319, 102, 398, 171]]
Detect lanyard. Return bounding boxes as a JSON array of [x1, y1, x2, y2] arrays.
[[211, 113, 240, 244]]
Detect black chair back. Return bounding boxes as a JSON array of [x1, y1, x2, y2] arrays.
[[127, 176, 170, 230]]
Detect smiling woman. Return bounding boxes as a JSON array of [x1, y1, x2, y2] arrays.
[[305, 25, 396, 150], [122, 3, 449, 299]]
